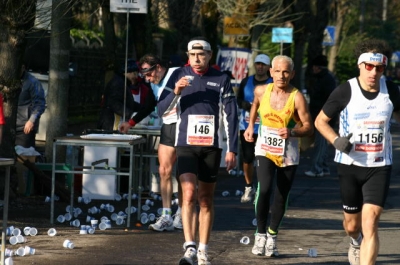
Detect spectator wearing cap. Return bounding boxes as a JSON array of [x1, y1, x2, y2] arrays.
[[304, 54, 337, 177], [236, 54, 273, 203], [97, 58, 155, 131]]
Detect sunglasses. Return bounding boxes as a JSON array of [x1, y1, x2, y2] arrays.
[[363, 62, 385, 73], [141, 64, 156, 76]]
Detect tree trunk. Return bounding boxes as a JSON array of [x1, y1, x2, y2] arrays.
[[290, 0, 311, 89], [328, 0, 349, 74], [0, 1, 36, 158], [304, 0, 331, 91], [44, 0, 72, 162]]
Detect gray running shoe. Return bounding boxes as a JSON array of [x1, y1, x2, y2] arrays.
[[251, 233, 266, 255], [265, 234, 279, 257], [148, 215, 174, 232], [179, 247, 197, 265], [348, 243, 360, 265], [197, 249, 211, 265]]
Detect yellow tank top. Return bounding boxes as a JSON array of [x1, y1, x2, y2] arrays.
[[254, 83, 300, 167]]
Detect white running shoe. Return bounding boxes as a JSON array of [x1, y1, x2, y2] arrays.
[[348, 243, 360, 265], [265, 234, 279, 257], [148, 215, 174, 232], [251, 233, 266, 255], [304, 170, 324, 177], [179, 247, 197, 265], [241, 186, 254, 203], [197, 249, 211, 265], [173, 212, 183, 230]]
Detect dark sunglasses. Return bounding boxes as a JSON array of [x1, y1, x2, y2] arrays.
[[363, 62, 385, 73], [141, 64, 156, 75]]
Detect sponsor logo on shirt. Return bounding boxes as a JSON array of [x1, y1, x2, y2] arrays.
[[207, 82, 219, 87], [353, 113, 370, 120]]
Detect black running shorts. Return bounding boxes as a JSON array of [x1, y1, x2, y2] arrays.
[[175, 146, 222, 183], [337, 163, 391, 213]]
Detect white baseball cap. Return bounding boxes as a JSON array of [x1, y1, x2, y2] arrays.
[[254, 54, 271, 65], [187, 39, 212, 51]]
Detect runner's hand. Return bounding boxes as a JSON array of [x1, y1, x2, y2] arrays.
[[333, 133, 353, 154]]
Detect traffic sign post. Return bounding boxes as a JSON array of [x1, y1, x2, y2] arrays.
[[110, 0, 147, 121], [322, 26, 335, 46], [272, 28, 293, 55], [110, 0, 148, 14]]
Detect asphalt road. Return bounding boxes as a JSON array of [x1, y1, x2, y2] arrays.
[[2, 125, 400, 265]]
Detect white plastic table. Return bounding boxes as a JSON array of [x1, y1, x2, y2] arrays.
[[50, 135, 145, 227]]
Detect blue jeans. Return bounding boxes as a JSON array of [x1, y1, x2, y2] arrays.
[[309, 130, 330, 174]]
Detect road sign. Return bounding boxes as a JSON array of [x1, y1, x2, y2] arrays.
[[323, 26, 335, 46], [110, 0, 148, 14], [272, 28, 293, 43]]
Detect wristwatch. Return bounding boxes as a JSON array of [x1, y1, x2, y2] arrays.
[[290, 129, 296, 137]]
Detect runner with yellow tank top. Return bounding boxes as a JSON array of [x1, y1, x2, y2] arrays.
[[255, 82, 300, 167], [244, 55, 313, 258]]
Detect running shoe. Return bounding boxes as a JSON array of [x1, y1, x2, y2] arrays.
[[251, 233, 266, 255], [179, 247, 197, 265], [173, 212, 183, 230], [148, 215, 174, 232], [323, 170, 331, 176], [241, 186, 254, 203], [304, 170, 324, 177], [348, 243, 360, 265], [265, 234, 279, 257], [197, 249, 211, 265]]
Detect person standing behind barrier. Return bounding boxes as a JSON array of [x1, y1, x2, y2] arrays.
[[244, 55, 313, 258], [98, 59, 155, 131], [315, 39, 400, 265], [119, 54, 183, 231], [237, 54, 273, 203], [304, 55, 337, 177], [16, 64, 46, 148], [159, 36, 238, 265]]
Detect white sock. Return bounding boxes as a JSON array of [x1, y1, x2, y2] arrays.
[[162, 208, 172, 217], [198, 243, 208, 251], [184, 241, 196, 250]]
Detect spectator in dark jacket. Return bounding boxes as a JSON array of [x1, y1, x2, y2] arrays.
[[16, 65, 46, 148], [98, 59, 155, 130], [304, 55, 337, 177]]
